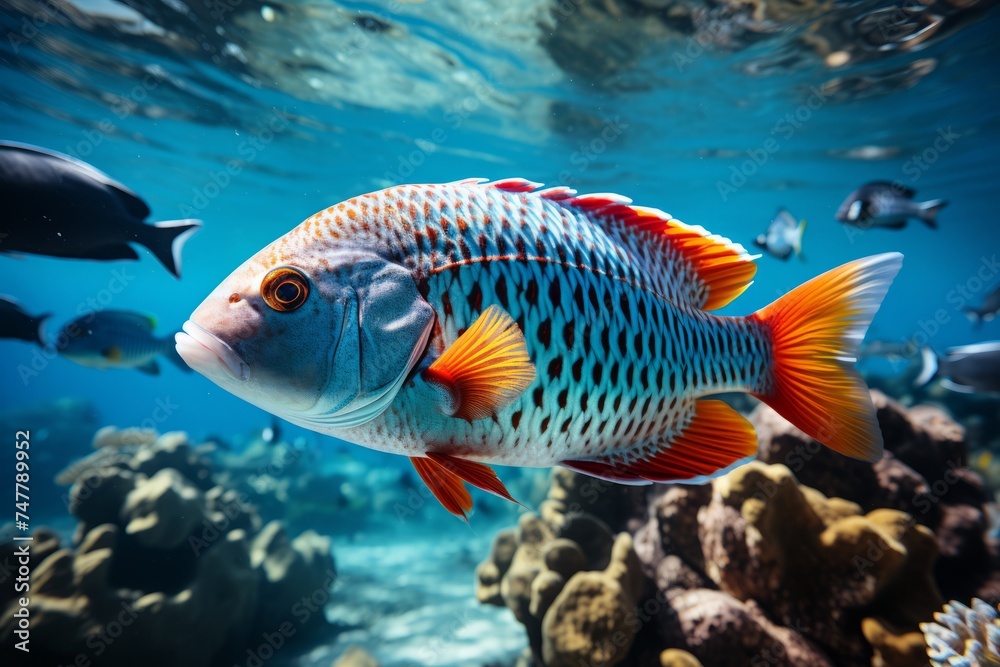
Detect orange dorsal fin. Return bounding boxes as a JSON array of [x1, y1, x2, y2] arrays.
[[562, 400, 758, 483], [424, 305, 536, 422], [475, 179, 757, 311], [412, 454, 519, 519], [411, 456, 473, 520], [751, 252, 903, 461]]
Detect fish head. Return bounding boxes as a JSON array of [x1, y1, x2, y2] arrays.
[[176, 231, 435, 430], [57, 317, 104, 360], [753, 234, 768, 250], [835, 193, 863, 222]]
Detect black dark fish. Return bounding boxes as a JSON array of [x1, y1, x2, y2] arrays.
[[0, 295, 49, 346], [57, 310, 190, 375], [917, 342, 1000, 394], [0, 141, 201, 278], [965, 285, 1000, 328], [836, 181, 946, 229]]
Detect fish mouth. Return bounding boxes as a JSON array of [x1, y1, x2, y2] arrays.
[[175, 320, 250, 382]]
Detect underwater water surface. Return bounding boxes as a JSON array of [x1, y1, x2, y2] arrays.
[[2, 0, 1000, 666]]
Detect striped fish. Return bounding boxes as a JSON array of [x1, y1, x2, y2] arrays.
[[176, 178, 903, 518], [59, 310, 189, 375]]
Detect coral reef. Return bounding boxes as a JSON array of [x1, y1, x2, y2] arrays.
[[754, 391, 999, 604], [477, 471, 651, 666], [0, 428, 336, 667], [479, 391, 998, 667], [922, 598, 1000, 666]]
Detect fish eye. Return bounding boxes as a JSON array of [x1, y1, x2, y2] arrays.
[[261, 267, 310, 312]]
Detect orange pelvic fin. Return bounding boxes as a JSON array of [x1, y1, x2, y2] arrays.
[[424, 304, 535, 422], [562, 400, 758, 483], [411, 456, 472, 520], [425, 453, 517, 503], [751, 252, 903, 462], [411, 454, 518, 519]]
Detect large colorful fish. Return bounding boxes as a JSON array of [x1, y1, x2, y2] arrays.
[[176, 178, 903, 518]]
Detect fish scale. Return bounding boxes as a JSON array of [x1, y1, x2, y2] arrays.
[[289, 180, 772, 465], [181, 177, 902, 517]]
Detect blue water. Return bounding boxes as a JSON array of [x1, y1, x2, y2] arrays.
[[2, 1, 1000, 664], [0, 1, 996, 462], [2, 5, 997, 434]]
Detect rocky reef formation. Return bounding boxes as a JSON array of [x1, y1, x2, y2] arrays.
[[0, 429, 336, 667], [478, 391, 997, 667]]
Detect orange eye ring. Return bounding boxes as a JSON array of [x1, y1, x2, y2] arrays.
[[261, 267, 309, 312]]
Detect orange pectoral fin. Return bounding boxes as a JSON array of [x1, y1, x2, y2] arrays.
[[563, 400, 758, 484], [423, 305, 535, 422], [411, 453, 519, 520]]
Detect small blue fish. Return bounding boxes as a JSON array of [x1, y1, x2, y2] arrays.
[[753, 208, 806, 261], [58, 310, 190, 375]]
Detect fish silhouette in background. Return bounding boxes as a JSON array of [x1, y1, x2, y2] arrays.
[[964, 285, 1000, 328], [0, 295, 50, 346], [917, 342, 1000, 394], [177, 178, 902, 518], [58, 310, 190, 375], [753, 208, 806, 261], [0, 141, 201, 278], [836, 181, 946, 229]]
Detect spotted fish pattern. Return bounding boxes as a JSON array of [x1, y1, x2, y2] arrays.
[[183, 177, 902, 517], [260, 179, 769, 466]]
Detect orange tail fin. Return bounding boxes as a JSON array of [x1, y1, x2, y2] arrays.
[[751, 252, 903, 461]]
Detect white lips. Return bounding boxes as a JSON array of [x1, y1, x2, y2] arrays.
[[175, 320, 250, 382]]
